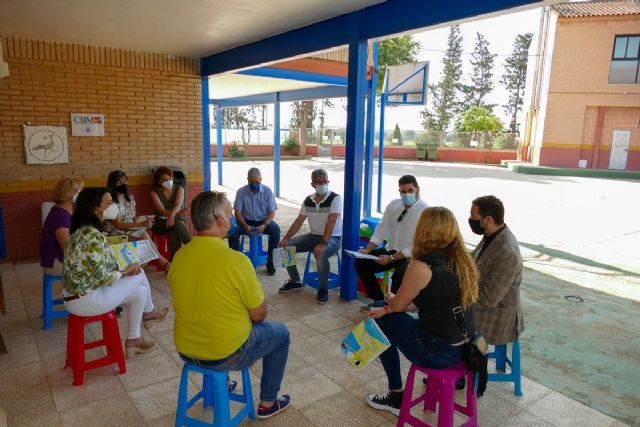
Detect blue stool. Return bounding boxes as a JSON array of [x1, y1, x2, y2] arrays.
[[488, 338, 522, 396], [303, 251, 341, 290], [239, 234, 268, 267], [175, 364, 255, 427], [42, 273, 68, 330]]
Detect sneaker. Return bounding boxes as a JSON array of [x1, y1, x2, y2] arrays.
[[359, 303, 373, 313], [366, 390, 403, 416], [257, 394, 291, 419], [228, 380, 237, 393], [316, 289, 328, 304], [278, 280, 303, 294], [115, 306, 124, 318], [266, 263, 276, 276]]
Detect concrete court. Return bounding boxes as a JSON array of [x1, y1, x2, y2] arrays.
[[213, 158, 640, 426]]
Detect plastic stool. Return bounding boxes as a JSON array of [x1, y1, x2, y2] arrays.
[[239, 234, 268, 267], [488, 338, 522, 396], [303, 251, 341, 289], [175, 364, 255, 427], [64, 311, 126, 386], [397, 362, 477, 427], [42, 273, 68, 330]]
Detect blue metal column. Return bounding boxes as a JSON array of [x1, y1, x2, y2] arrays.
[[376, 93, 387, 213], [273, 102, 281, 197], [363, 42, 379, 217], [340, 14, 368, 301], [201, 77, 211, 191], [215, 107, 223, 186]]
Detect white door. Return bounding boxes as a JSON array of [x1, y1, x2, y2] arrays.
[[608, 130, 631, 170]]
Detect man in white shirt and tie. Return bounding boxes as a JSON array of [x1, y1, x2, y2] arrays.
[[356, 175, 428, 312]]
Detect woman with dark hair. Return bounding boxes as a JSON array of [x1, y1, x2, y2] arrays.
[[149, 166, 191, 258], [105, 170, 170, 269], [364, 207, 479, 416], [40, 178, 83, 275], [63, 187, 168, 358]]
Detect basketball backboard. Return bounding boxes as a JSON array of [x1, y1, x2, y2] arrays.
[[383, 62, 429, 105]]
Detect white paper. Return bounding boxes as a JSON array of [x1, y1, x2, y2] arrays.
[[344, 249, 380, 260], [71, 113, 104, 136]]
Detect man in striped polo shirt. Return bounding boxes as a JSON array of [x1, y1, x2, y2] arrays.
[[278, 169, 342, 304]]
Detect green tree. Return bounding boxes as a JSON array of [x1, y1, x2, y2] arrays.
[[389, 123, 403, 145], [454, 105, 504, 134], [500, 33, 533, 133], [290, 101, 317, 155], [220, 106, 265, 150], [420, 26, 464, 131], [377, 36, 421, 94], [462, 33, 496, 110]]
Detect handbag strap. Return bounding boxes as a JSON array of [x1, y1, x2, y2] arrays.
[[434, 261, 471, 343]]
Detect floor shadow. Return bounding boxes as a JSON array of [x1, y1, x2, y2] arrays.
[[520, 266, 640, 426], [519, 242, 640, 278]]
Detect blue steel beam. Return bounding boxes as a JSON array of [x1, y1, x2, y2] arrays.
[[215, 107, 223, 186], [201, 77, 211, 191], [363, 42, 379, 217], [274, 102, 281, 197], [377, 93, 387, 214], [238, 67, 348, 86], [340, 14, 368, 302], [201, 0, 543, 76], [212, 85, 347, 108]]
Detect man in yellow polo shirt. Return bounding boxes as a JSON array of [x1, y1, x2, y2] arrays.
[[168, 191, 291, 419]]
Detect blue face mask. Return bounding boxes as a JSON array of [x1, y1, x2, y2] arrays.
[[249, 183, 261, 192], [315, 184, 329, 195], [401, 193, 416, 206]]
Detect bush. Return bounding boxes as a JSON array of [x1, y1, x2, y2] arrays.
[[227, 141, 245, 158], [283, 137, 299, 156]]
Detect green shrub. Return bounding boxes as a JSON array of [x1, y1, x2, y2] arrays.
[[228, 141, 245, 158], [283, 137, 299, 155]]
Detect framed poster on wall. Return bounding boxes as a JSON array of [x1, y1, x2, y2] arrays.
[[23, 125, 69, 165]]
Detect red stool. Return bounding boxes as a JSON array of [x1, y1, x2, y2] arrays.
[[65, 311, 126, 386], [149, 231, 171, 270], [397, 362, 477, 427]]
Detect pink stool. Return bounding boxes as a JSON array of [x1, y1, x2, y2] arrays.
[[397, 362, 477, 427]]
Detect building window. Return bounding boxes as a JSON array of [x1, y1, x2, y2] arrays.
[[609, 35, 640, 84]]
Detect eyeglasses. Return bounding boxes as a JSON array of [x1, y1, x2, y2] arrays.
[[397, 208, 408, 222]]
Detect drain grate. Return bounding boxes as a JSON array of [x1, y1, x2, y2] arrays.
[[564, 295, 584, 304]]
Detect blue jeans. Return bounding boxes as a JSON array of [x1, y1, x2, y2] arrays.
[[376, 313, 465, 390], [228, 219, 281, 266], [180, 321, 290, 402], [285, 234, 341, 290]]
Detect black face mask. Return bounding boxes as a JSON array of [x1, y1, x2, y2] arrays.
[[468, 218, 485, 235], [115, 184, 129, 195]]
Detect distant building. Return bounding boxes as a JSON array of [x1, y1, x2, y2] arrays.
[[523, 0, 640, 171]]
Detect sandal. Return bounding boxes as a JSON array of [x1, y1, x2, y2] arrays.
[[125, 338, 156, 358], [142, 307, 169, 329]]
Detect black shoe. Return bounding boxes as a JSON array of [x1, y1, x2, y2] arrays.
[[359, 303, 373, 313], [266, 263, 276, 275], [278, 279, 303, 294], [316, 288, 328, 304], [366, 390, 403, 416], [115, 306, 124, 318]]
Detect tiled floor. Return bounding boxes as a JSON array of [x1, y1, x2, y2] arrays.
[[0, 259, 630, 427]]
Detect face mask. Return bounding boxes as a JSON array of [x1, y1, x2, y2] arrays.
[[468, 218, 485, 235], [162, 180, 173, 190], [315, 184, 329, 196], [401, 193, 416, 206], [72, 193, 79, 204], [249, 183, 261, 192], [115, 184, 128, 194], [102, 203, 119, 221]]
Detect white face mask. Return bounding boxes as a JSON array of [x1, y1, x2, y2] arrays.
[[102, 203, 119, 220], [315, 184, 329, 196], [162, 179, 174, 190]]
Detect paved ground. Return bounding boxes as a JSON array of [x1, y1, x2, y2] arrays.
[[214, 158, 640, 426], [0, 261, 632, 427]]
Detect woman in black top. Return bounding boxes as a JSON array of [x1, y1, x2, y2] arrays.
[[365, 206, 479, 416]]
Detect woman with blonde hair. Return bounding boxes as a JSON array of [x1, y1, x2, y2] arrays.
[[40, 178, 84, 275], [365, 206, 479, 416]]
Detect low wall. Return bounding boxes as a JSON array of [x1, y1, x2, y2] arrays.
[[210, 144, 516, 164]]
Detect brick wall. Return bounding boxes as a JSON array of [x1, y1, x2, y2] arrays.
[[539, 15, 640, 170], [0, 36, 204, 260]]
